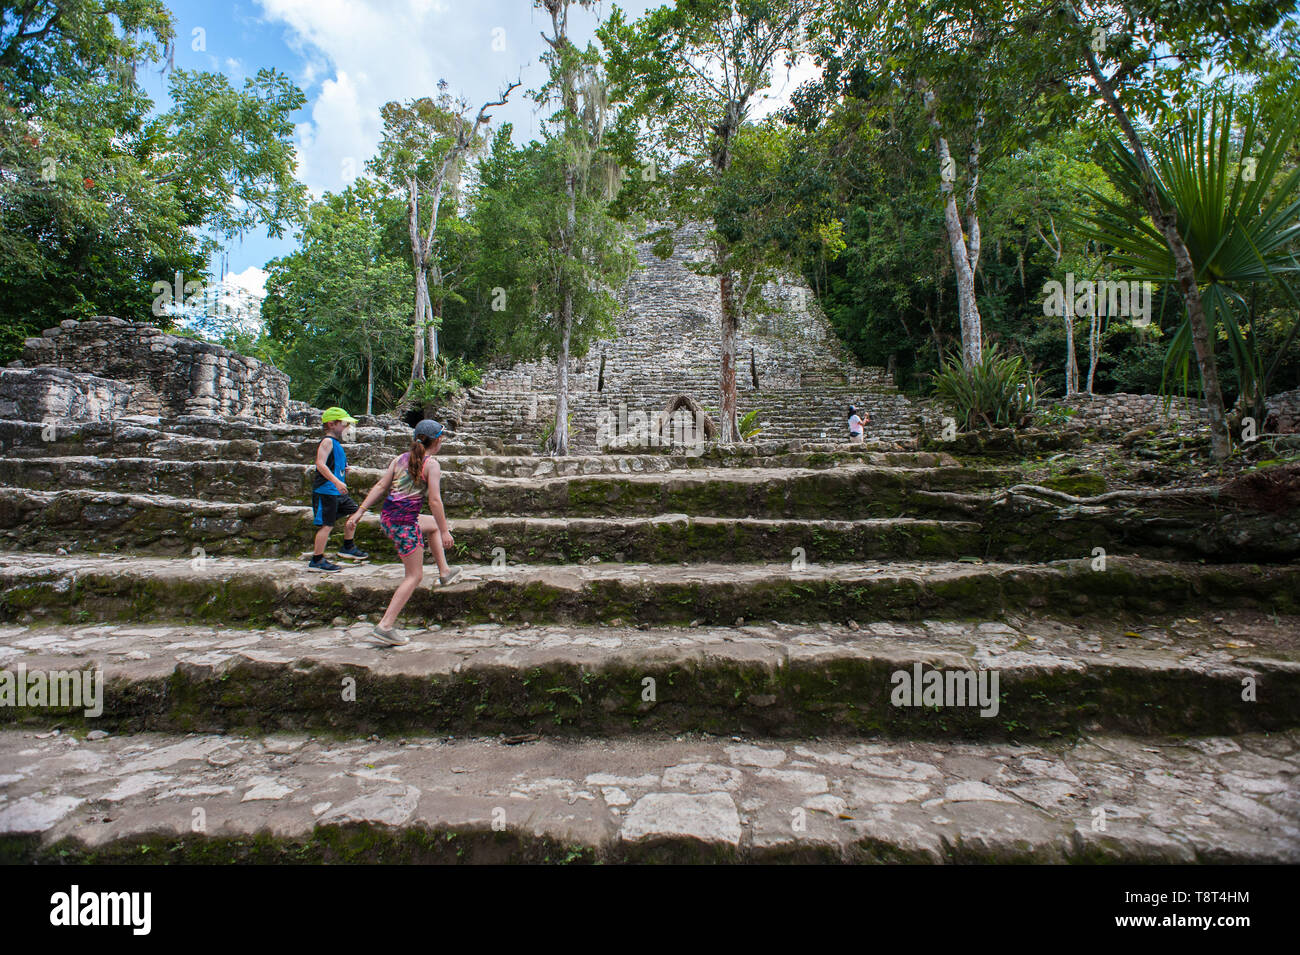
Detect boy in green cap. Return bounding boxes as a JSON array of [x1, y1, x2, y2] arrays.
[[308, 407, 368, 572]]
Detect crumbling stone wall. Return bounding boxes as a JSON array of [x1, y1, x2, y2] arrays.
[[1054, 393, 1207, 433], [0, 366, 133, 423], [1265, 388, 1300, 434], [21, 316, 290, 423]]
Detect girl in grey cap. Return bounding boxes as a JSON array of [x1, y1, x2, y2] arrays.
[[346, 419, 462, 645]]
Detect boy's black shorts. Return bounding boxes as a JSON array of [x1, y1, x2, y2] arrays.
[[312, 493, 359, 527]]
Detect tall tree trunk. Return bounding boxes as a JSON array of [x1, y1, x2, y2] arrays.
[[545, 0, 578, 457], [399, 83, 517, 399], [366, 347, 374, 416], [554, 296, 572, 455], [1075, 19, 1231, 459], [552, 167, 575, 456], [1039, 217, 1077, 394], [427, 294, 440, 371], [924, 89, 982, 367], [426, 247, 445, 368], [1087, 308, 1099, 394], [719, 261, 741, 443], [1065, 314, 1079, 395], [406, 178, 427, 387], [712, 110, 742, 445], [965, 108, 984, 275]]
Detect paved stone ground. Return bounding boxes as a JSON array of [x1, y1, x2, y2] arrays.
[[4, 553, 1298, 638], [1, 611, 1296, 682], [1, 728, 1295, 862], [4, 551, 1294, 602]]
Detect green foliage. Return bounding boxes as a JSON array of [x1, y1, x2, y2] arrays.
[[410, 356, 483, 409], [1073, 93, 1300, 417], [262, 178, 410, 412], [411, 376, 461, 409], [738, 409, 762, 440], [443, 356, 483, 389], [931, 344, 1045, 431], [467, 128, 634, 368], [0, 1, 307, 359], [1035, 404, 1076, 428], [782, 93, 1121, 394], [0, 1, 173, 108]]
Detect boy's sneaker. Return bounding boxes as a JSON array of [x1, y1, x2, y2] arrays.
[[371, 625, 410, 647], [438, 566, 463, 586], [308, 556, 341, 572], [338, 543, 369, 561]]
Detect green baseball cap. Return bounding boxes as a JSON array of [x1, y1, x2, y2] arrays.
[[321, 406, 358, 424]]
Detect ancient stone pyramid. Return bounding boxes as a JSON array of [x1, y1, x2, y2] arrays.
[[451, 224, 919, 449]]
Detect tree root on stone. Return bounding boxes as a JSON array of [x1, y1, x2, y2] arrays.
[[996, 484, 1222, 508]]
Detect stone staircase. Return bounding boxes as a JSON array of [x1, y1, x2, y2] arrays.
[[449, 224, 921, 449], [0, 410, 1298, 863]]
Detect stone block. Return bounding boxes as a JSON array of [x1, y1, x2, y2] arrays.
[[0, 367, 133, 424], [21, 317, 290, 424]]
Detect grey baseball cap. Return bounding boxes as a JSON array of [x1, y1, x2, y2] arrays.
[[414, 419, 450, 442]]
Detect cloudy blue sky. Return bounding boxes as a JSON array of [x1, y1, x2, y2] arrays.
[[145, 1, 813, 299]]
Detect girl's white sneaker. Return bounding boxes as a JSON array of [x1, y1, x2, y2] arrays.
[[371, 625, 410, 646]]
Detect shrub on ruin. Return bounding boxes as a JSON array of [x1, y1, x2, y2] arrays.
[[930, 345, 1045, 431]]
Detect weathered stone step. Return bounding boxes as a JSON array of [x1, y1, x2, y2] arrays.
[[0, 487, 985, 564], [0, 418, 520, 462], [9, 481, 1290, 565], [1, 612, 1294, 738], [447, 448, 950, 476], [2, 728, 1295, 863], [452, 465, 1019, 519], [0, 457, 1020, 518], [1, 553, 1296, 630], [910, 489, 1300, 564], [2, 425, 952, 474]]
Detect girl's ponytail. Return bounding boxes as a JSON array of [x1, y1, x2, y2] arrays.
[[408, 436, 429, 484]]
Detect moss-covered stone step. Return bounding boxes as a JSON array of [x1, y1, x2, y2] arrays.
[[2, 421, 955, 475], [2, 552, 1297, 630], [0, 455, 368, 504], [5, 482, 1295, 566], [0, 487, 986, 564], [0, 418, 520, 463], [15, 478, 1296, 566], [455, 465, 1021, 519], [0, 456, 1019, 518], [438, 448, 956, 477], [911, 488, 1300, 563], [1, 612, 1295, 738], [2, 728, 1295, 863], [0, 416, 406, 448]]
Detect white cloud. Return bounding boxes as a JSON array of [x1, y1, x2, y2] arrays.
[[293, 69, 369, 190], [258, 0, 534, 197], [254, 0, 671, 198], [256, 0, 815, 201], [226, 266, 268, 300]]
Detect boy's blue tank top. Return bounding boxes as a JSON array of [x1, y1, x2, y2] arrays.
[[313, 437, 347, 494]]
